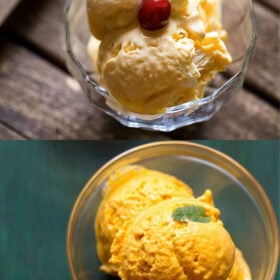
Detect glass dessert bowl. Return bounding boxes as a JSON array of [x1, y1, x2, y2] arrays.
[[66, 141, 279, 280], [64, 0, 256, 132]]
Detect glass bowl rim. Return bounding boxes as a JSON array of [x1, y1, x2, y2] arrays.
[[63, 0, 257, 116], [66, 141, 279, 280]]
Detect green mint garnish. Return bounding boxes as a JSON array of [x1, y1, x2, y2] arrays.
[[172, 205, 211, 223]]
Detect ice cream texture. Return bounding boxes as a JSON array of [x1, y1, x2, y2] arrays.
[[95, 166, 251, 279], [87, 0, 232, 114], [95, 166, 193, 274]]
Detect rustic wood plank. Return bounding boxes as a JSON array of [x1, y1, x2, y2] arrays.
[[0, 39, 278, 139], [2, 0, 65, 65], [170, 89, 279, 139], [257, 0, 280, 12], [0, 0, 23, 26], [0, 39, 171, 140], [245, 3, 280, 102], [3, 0, 279, 104], [0, 122, 26, 139]]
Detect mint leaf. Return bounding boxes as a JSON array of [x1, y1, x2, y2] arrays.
[[172, 205, 210, 223]]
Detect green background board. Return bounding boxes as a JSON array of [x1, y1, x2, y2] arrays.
[[0, 140, 279, 279]]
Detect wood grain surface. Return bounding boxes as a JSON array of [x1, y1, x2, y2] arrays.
[[258, 0, 280, 11], [0, 122, 25, 139], [0, 0, 279, 139], [0, 0, 21, 26], [245, 3, 280, 102]]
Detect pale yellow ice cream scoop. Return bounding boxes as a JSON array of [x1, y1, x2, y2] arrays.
[[87, 0, 232, 114], [87, 0, 138, 40], [95, 166, 193, 274]]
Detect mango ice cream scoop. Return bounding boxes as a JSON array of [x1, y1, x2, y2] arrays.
[[95, 166, 193, 274], [94, 166, 252, 279], [110, 196, 236, 280], [87, 0, 232, 114]]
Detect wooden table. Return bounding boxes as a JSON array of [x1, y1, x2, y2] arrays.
[[0, 141, 279, 279], [0, 0, 279, 139]]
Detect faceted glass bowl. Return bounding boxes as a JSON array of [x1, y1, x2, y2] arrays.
[[64, 0, 256, 132], [66, 141, 279, 280]]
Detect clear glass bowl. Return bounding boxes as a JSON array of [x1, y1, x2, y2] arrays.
[[64, 0, 256, 132], [66, 141, 279, 280]]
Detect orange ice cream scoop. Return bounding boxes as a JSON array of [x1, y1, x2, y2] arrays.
[[109, 195, 235, 280], [95, 166, 193, 275]]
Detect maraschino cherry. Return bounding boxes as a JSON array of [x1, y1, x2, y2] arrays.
[[138, 0, 171, 31]]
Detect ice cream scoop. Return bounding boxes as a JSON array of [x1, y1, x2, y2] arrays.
[[94, 167, 252, 279], [110, 196, 235, 280], [87, 0, 139, 40], [95, 166, 193, 274], [87, 0, 232, 114]]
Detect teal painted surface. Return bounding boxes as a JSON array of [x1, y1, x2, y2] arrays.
[[0, 141, 279, 279]]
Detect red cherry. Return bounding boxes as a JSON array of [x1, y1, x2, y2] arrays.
[[138, 0, 171, 31]]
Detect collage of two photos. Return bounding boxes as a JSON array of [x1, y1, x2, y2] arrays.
[[0, 0, 279, 280]]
